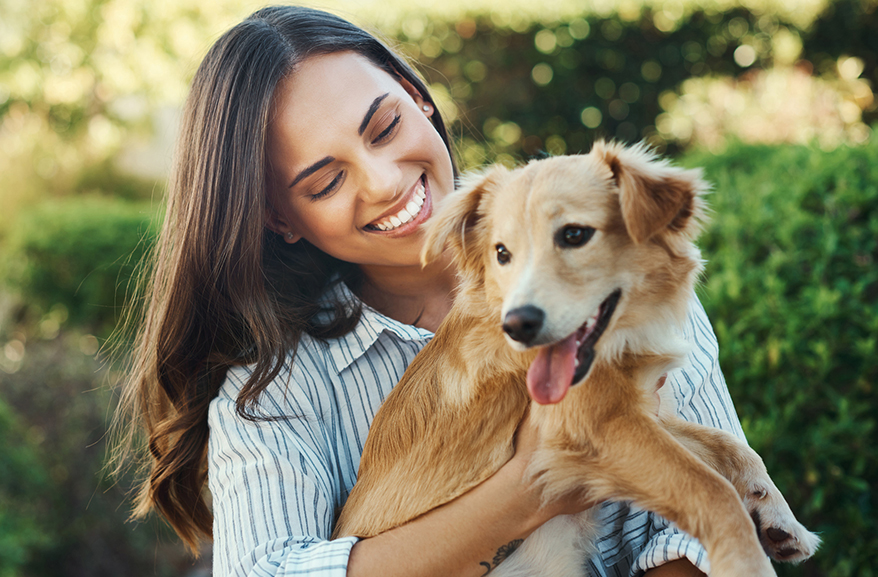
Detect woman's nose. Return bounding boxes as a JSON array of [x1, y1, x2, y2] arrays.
[[356, 156, 402, 203]]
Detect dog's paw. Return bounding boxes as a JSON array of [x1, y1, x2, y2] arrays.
[[745, 484, 820, 563]]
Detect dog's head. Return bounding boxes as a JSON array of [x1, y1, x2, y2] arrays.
[[423, 141, 708, 404]]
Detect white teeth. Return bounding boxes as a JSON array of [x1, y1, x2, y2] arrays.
[[585, 314, 597, 329], [371, 178, 428, 231]]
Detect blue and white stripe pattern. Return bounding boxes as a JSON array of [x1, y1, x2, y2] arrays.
[[208, 285, 744, 576]]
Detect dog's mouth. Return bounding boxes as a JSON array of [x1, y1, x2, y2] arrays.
[[526, 288, 622, 405]]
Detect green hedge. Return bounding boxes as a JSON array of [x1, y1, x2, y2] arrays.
[[409, 0, 878, 166], [688, 139, 878, 576], [0, 334, 194, 577], [2, 197, 159, 332], [0, 398, 52, 577], [419, 8, 760, 162]]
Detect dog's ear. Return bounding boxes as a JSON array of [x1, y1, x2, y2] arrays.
[[421, 165, 509, 273], [593, 141, 707, 244]]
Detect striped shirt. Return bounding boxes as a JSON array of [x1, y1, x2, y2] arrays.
[[208, 285, 745, 576]]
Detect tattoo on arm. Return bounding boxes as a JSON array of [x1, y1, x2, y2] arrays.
[[480, 539, 523, 576]]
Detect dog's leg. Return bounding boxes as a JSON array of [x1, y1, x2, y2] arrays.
[[661, 417, 820, 563], [533, 415, 774, 577], [529, 368, 776, 577]]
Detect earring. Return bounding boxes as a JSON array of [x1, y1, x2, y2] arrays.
[[285, 232, 294, 241], [423, 105, 430, 112]]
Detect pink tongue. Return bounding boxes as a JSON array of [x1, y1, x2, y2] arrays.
[[526, 333, 578, 404]]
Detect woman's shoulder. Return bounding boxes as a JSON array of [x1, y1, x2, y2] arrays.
[[213, 282, 433, 426], [216, 333, 336, 417]]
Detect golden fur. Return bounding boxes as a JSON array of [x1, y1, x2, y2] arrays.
[[333, 142, 818, 576]]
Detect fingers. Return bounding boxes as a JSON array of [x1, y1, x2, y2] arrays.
[[655, 373, 667, 392], [654, 373, 667, 416]]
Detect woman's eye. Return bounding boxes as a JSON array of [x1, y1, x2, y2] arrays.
[[372, 113, 401, 145], [310, 171, 344, 201]]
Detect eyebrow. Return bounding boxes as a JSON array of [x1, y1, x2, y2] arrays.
[[288, 92, 391, 189], [358, 93, 390, 136], [289, 155, 335, 189]]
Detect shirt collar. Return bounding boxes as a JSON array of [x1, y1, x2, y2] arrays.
[[320, 281, 434, 375]]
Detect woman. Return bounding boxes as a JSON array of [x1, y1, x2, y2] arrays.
[[116, 6, 745, 576]]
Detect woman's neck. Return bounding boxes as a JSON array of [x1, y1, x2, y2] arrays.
[[358, 253, 458, 333]]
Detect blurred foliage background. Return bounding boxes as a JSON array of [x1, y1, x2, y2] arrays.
[[0, 0, 876, 575]]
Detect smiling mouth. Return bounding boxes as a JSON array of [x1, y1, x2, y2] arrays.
[[526, 288, 622, 404], [365, 175, 427, 232]]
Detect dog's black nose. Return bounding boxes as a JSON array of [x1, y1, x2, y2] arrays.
[[503, 306, 545, 344]]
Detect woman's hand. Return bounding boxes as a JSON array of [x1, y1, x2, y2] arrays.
[[654, 373, 667, 414]]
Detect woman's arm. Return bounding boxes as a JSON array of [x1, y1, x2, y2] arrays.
[[347, 448, 548, 577], [347, 412, 589, 577], [644, 559, 706, 576]]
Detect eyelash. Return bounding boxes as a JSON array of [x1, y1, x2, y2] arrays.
[[373, 113, 401, 145], [310, 171, 344, 201], [308, 112, 402, 201]]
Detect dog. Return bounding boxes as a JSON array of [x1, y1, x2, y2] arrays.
[[333, 142, 819, 576]]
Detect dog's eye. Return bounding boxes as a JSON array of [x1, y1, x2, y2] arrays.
[[558, 225, 595, 248], [495, 243, 512, 265]]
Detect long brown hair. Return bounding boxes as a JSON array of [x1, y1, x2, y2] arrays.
[[111, 5, 456, 553]]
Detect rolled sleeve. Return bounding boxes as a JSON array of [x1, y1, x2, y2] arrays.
[[630, 514, 711, 576]]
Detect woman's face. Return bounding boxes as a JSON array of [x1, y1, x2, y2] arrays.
[[266, 51, 455, 272]]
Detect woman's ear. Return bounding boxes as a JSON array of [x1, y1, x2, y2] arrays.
[[396, 75, 434, 117], [264, 207, 302, 244]]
